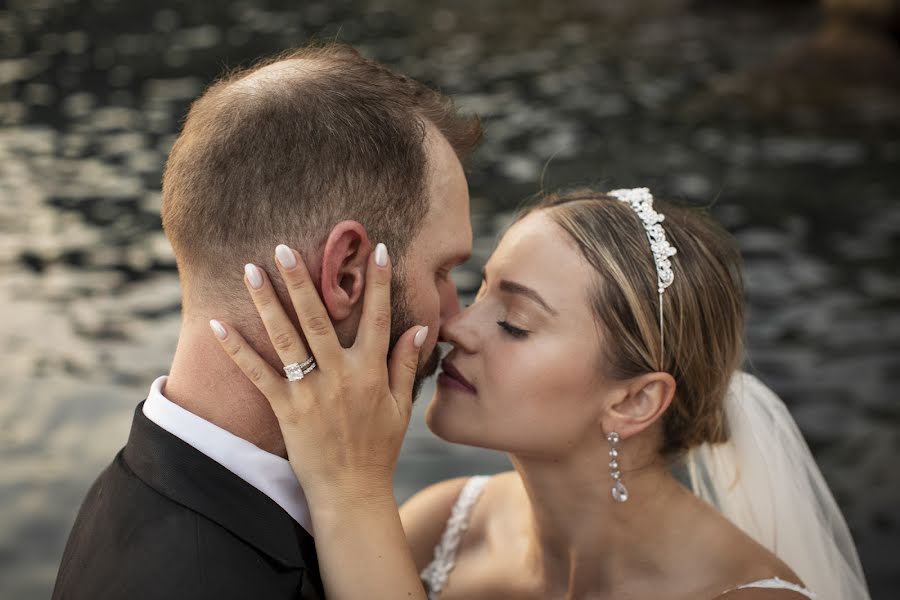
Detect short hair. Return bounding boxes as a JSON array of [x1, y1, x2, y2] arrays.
[[160, 43, 481, 323]]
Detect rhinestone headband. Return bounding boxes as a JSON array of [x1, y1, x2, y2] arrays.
[[607, 187, 677, 365]]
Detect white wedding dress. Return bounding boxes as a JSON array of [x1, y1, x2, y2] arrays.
[[420, 475, 817, 599]]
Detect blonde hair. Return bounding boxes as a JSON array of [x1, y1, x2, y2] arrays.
[[522, 188, 745, 456]]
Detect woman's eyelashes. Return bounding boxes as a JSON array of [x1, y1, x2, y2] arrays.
[[497, 320, 529, 339], [476, 277, 530, 338]]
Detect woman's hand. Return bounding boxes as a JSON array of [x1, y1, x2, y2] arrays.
[[209, 243, 429, 599], [208, 242, 427, 507]]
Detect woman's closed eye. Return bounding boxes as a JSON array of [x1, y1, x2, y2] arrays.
[[497, 320, 529, 339]]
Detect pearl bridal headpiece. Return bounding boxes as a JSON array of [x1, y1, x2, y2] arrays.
[[607, 187, 677, 365]]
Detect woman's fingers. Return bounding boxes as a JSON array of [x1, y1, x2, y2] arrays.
[[356, 243, 392, 358], [358, 242, 427, 417], [388, 325, 428, 421], [208, 319, 289, 414], [274, 244, 342, 367], [243, 262, 312, 368]]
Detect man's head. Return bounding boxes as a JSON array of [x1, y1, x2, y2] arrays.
[[161, 43, 480, 398]]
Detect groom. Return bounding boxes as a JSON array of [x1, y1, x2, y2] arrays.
[[52, 43, 480, 599]]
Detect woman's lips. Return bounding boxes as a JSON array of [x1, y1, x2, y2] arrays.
[[438, 359, 476, 394]]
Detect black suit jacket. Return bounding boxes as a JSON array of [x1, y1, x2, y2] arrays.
[[52, 401, 324, 600]]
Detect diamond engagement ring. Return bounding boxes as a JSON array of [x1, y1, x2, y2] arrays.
[[283, 356, 317, 382]]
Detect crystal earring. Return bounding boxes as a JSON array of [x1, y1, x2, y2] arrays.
[[607, 431, 628, 503]]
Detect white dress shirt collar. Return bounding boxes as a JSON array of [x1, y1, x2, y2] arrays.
[[142, 375, 313, 535]]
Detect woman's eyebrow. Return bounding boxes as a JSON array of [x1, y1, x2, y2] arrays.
[[482, 268, 558, 316]]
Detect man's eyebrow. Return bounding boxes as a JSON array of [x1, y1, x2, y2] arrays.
[[482, 268, 558, 316]]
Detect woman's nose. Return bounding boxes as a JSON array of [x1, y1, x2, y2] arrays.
[[438, 303, 478, 352]]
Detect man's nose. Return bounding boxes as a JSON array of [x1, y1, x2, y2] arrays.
[[439, 276, 462, 322]]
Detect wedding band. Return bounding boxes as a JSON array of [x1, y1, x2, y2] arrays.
[[284, 357, 317, 382]]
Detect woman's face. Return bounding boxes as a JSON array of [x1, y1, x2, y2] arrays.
[[426, 210, 615, 457]]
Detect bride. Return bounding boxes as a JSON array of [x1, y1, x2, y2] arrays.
[[209, 187, 869, 599]]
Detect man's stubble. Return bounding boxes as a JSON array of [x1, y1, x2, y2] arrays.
[[389, 271, 441, 403]]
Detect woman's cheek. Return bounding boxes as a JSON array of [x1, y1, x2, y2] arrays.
[[483, 339, 535, 398]]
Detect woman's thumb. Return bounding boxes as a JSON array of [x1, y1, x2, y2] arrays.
[[388, 325, 428, 418]]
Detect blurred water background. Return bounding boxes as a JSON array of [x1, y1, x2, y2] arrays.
[[2, 0, 899, 598]]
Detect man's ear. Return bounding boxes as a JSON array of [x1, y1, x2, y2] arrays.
[[601, 372, 676, 441], [319, 221, 372, 322]]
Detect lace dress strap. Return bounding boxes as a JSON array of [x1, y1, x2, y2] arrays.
[[419, 475, 491, 600], [731, 577, 816, 598]]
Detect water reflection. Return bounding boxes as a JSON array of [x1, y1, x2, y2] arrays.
[[2, 1, 898, 598]]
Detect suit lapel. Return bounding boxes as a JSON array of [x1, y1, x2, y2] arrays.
[[123, 401, 320, 584]]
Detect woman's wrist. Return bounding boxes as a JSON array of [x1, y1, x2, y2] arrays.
[[303, 474, 397, 520], [309, 488, 404, 551], [308, 483, 427, 600]]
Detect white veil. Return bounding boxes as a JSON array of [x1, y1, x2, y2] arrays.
[[684, 371, 870, 600]]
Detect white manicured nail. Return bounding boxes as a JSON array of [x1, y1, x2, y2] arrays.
[[244, 263, 262, 289], [275, 244, 296, 269], [414, 326, 428, 348], [375, 243, 388, 267], [209, 319, 227, 340]]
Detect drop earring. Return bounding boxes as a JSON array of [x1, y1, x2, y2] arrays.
[[607, 432, 629, 503]]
